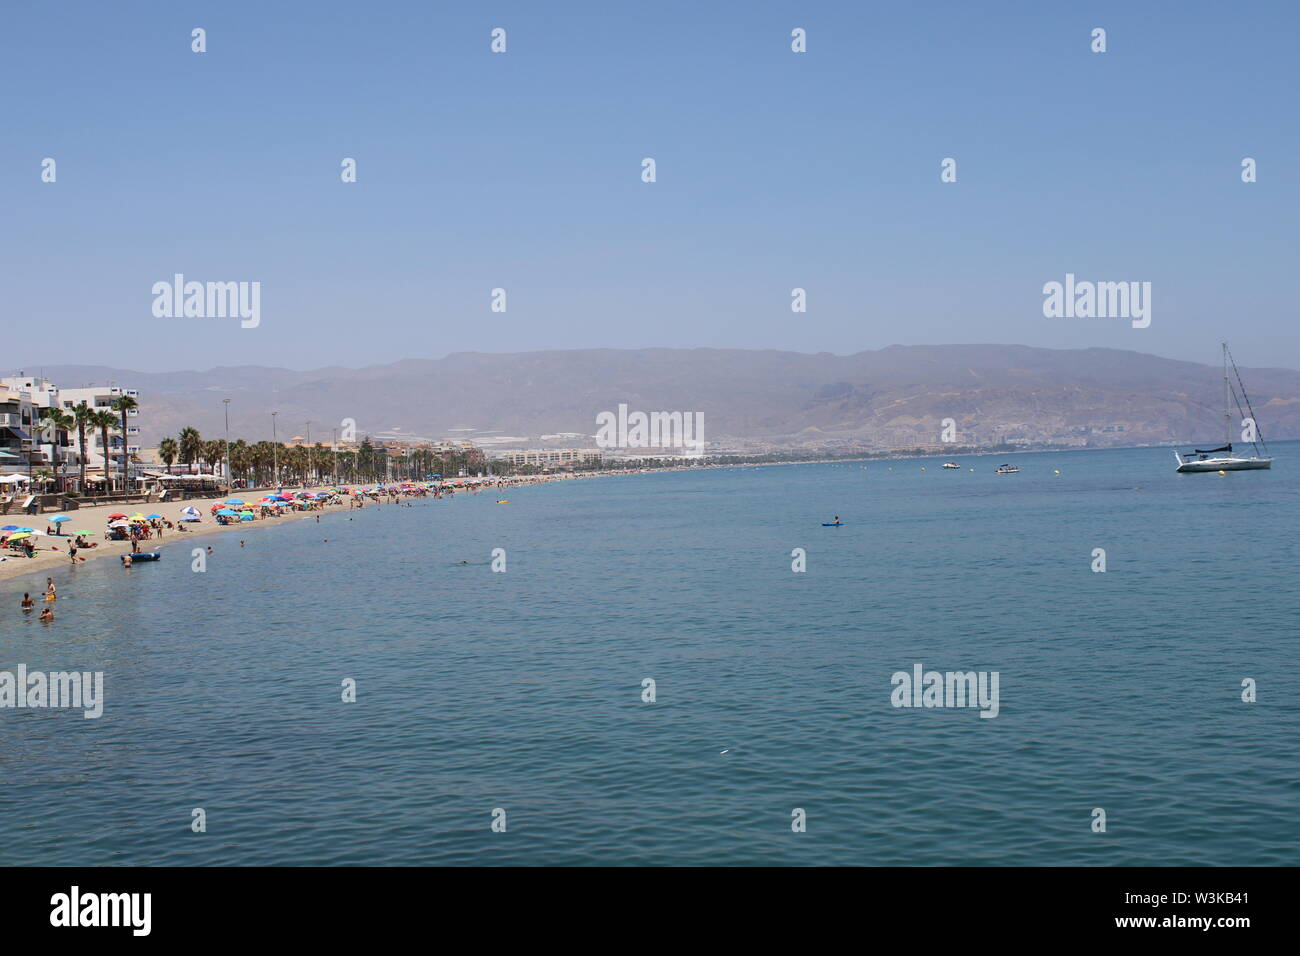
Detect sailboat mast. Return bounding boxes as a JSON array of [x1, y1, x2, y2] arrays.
[[1223, 342, 1231, 446]]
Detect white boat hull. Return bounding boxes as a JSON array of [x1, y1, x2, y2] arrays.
[[1175, 456, 1272, 473]]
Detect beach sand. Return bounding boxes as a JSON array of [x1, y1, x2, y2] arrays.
[[0, 487, 353, 585], [0, 471, 612, 588]]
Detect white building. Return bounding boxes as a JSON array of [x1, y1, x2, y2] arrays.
[[0, 376, 141, 491], [489, 448, 603, 467], [55, 385, 142, 486]]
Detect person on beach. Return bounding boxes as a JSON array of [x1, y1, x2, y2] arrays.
[[39, 606, 53, 623], [21, 593, 34, 612], [69, 542, 78, 564]]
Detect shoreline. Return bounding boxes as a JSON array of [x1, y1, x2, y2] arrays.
[[0, 471, 614, 586]]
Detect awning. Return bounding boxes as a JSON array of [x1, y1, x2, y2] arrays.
[[4, 427, 31, 440]]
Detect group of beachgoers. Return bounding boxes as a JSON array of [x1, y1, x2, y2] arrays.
[[19, 578, 59, 623]]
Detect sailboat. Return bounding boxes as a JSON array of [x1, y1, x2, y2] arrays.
[[1174, 343, 1272, 473]]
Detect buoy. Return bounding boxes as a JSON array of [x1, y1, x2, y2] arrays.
[[1218, 470, 1226, 476], [1054, 470, 1061, 476]]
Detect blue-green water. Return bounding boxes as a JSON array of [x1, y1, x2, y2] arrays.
[[2, 444, 1297, 865]]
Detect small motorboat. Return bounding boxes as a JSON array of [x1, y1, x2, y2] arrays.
[[131, 551, 163, 561], [941, 462, 960, 469], [994, 464, 1019, 475]]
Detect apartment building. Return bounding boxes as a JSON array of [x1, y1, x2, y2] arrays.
[[489, 448, 603, 468], [0, 376, 141, 490]]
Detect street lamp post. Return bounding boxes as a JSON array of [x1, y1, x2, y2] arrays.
[[271, 411, 278, 488], [223, 398, 231, 489], [305, 421, 313, 486]]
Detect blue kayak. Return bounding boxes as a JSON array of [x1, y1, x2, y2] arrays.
[[131, 552, 162, 561], [821, 522, 843, 526]]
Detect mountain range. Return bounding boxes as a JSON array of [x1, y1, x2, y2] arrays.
[[8, 345, 1299, 451]]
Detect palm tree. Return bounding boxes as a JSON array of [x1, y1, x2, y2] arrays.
[[230, 439, 250, 483], [40, 408, 76, 492], [112, 395, 137, 490], [179, 427, 202, 471], [72, 401, 94, 494], [89, 409, 119, 495], [159, 437, 179, 474], [202, 440, 224, 479]]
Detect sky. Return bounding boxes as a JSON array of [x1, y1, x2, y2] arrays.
[[2, 0, 1297, 373]]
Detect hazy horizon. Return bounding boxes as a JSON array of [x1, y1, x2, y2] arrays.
[[6, 340, 1299, 380]]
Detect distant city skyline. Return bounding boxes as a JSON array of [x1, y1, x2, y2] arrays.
[[5, 0, 1298, 371]]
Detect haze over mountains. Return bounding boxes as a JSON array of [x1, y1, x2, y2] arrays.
[[9, 345, 1300, 451]]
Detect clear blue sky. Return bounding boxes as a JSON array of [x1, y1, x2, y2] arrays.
[[3, 0, 1297, 371]]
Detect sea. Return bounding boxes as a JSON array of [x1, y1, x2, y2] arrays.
[[2, 443, 1297, 866]]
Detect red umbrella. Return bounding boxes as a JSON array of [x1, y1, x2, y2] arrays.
[[108, 513, 127, 520]]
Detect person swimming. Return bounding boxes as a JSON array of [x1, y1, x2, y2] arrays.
[[21, 593, 34, 611], [39, 607, 53, 622]]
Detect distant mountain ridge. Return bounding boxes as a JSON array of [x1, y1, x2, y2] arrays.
[[9, 345, 1300, 451]]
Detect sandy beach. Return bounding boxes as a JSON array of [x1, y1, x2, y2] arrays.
[[0, 486, 356, 586], [0, 470, 623, 588]]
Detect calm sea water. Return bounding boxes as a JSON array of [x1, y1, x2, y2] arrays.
[[2, 444, 1298, 866]]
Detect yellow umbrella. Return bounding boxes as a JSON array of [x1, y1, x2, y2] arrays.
[[7, 531, 33, 540]]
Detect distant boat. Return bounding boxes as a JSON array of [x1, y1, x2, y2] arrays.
[[1174, 343, 1273, 473], [995, 464, 1019, 475], [941, 462, 960, 469]]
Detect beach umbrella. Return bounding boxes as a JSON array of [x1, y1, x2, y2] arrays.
[[7, 531, 33, 540], [178, 515, 200, 522], [50, 515, 71, 523], [216, 508, 238, 516], [225, 499, 245, 506], [145, 513, 162, 520], [180, 506, 200, 516], [1, 525, 18, 531], [108, 520, 130, 528], [15, 527, 36, 534], [75, 530, 94, 535], [239, 514, 254, 521], [108, 513, 127, 520]]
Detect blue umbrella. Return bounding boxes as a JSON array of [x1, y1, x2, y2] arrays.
[[50, 515, 71, 523], [145, 513, 162, 519], [216, 508, 238, 516], [1, 525, 18, 531], [224, 499, 245, 506]]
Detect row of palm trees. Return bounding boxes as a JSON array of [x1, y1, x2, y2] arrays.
[[156, 430, 492, 487], [39, 395, 138, 494]]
